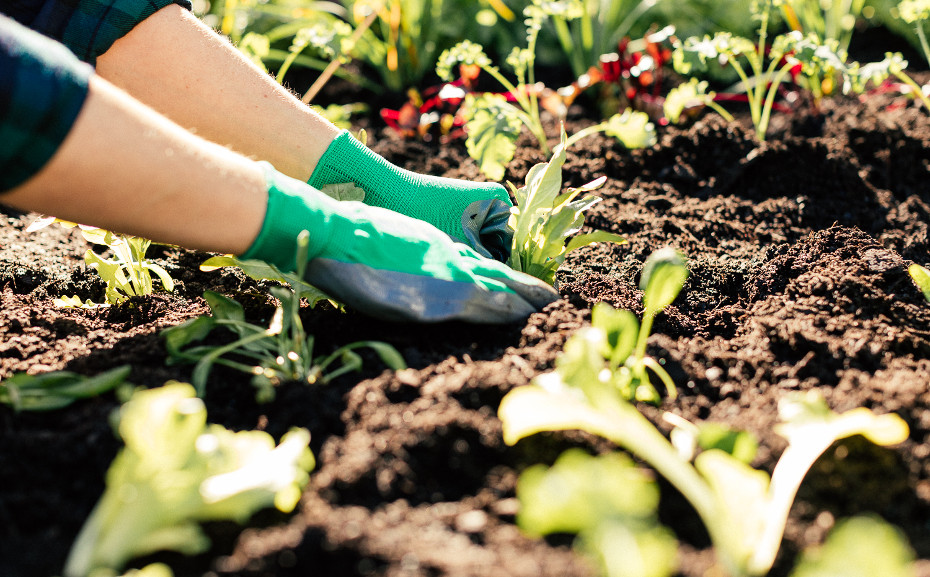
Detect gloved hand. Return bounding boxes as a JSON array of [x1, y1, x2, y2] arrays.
[[242, 164, 558, 323], [308, 130, 514, 262]]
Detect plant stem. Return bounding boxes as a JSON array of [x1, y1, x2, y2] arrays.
[[302, 8, 379, 104], [893, 70, 930, 112]]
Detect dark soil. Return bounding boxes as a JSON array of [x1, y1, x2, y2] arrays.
[[2, 82, 930, 577]]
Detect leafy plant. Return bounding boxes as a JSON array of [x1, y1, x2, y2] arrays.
[[843, 52, 930, 113], [672, 0, 850, 140], [789, 515, 917, 577], [163, 232, 405, 401], [0, 365, 131, 412], [908, 263, 930, 302], [505, 127, 627, 285], [436, 9, 657, 180], [663, 77, 735, 124], [499, 370, 909, 577], [517, 448, 678, 577], [63, 382, 315, 577], [553, 248, 688, 404], [777, 0, 865, 65], [27, 217, 175, 305]]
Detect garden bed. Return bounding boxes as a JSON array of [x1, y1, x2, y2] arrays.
[[1, 80, 930, 577]]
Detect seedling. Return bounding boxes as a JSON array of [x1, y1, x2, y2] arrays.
[[672, 0, 849, 140], [569, 248, 687, 403], [163, 232, 405, 401], [27, 217, 175, 305], [908, 263, 930, 302], [843, 52, 930, 113], [499, 371, 909, 577], [505, 127, 627, 285], [63, 382, 315, 577], [436, 8, 656, 180], [789, 515, 917, 577], [663, 77, 735, 124], [0, 366, 131, 412], [517, 448, 678, 577]]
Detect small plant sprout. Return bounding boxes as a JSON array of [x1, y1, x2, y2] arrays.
[[789, 515, 917, 577], [0, 365, 131, 412], [27, 217, 175, 305], [552, 248, 688, 404], [517, 448, 678, 577], [505, 127, 627, 285], [63, 382, 315, 577], [164, 231, 406, 401], [908, 263, 930, 302], [672, 0, 849, 140], [499, 369, 909, 577]]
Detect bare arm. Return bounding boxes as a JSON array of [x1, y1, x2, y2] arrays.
[[95, 3, 340, 182], [2, 74, 267, 255]]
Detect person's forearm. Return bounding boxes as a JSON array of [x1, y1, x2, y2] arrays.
[[95, 3, 340, 181], [2, 74, 268, 255]]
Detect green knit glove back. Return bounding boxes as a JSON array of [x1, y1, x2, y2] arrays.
[[242, 164, 557, 323], [308, 130, 513, 261]]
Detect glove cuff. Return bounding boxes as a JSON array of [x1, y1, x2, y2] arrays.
[[240, 162, 330, 273]]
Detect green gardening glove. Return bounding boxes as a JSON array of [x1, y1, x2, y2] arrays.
[[308, 130, 514, 262], [242, 164, 558, 323]]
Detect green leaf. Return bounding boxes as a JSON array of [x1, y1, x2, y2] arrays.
[[640, 248, 689, 316], [63, 383, 314, 577], [696, 423, 759, 464], [463, 93, 523, 181], [908, 263, 930, 302], [0, 366, 131, 412], [591, 302, 639, 369], [146, 263, 175, 292], [517, 448, 662, 537], [790, 515, 916, 577], [565, 230, 627, 255], [320, 182, 366, 202]]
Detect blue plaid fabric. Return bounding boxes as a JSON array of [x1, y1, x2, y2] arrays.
[[0, 14, 91, 191], [0, 0, 191, 191], [5, 0, 192, 64]]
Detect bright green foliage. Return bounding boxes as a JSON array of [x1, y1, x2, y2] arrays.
[[517, 449, 678, 577], [499, 362, 909, 577], [908, 263, 930, 302], [533, 0, 662, 77], [63, 382, 315, 577], [461, 93, 524, 181], [790, 515, 917, 577], [0, 366, 131, 412], [505, 128, 626, 285], [673, 8, 849, 141], [556, 248, 687, 404], [777, 0, 864, 56], [437, 8, 657, 178], [166, 233, 405, 401], [27, 217, 175, 305]]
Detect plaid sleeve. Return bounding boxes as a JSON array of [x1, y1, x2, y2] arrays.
[[4, 0, 193, 64], [0, 14, 92, 192]]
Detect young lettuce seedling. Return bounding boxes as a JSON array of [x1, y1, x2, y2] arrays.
[[63, 382, 315, 577], [0, 365, 131, 412], [506, 127, 627, 285], [789, 515, 917, 577], [499, 369, 909, 577], [517, 448, 678, 577], [163, 232, 406, 401], [27, 216, 175, 305]]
